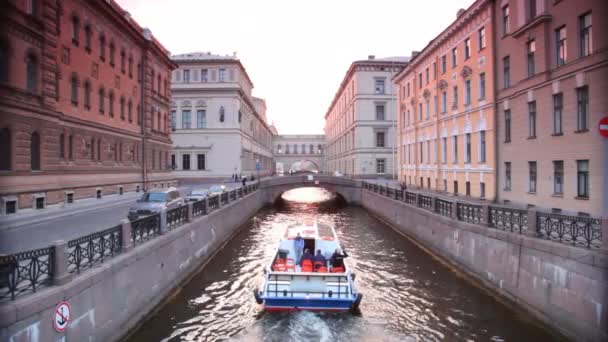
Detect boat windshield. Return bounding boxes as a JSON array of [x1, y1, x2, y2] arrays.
[[141, 192, 167, 202]]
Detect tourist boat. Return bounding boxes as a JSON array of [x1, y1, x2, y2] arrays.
[[253, 220, 362, 312]]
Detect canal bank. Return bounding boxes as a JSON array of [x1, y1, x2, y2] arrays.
[[127, 188, 562, 341]]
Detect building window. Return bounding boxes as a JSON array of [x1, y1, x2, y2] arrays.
[[479, 130, 486, 163], [171, 110, 176, 130], [375, 104, 385, 120], [480, 182, 486, 199], [503, 56, 510, 88], [238, 111, 242, 123], [26, 55, 38, 92], [68, 134, 73, 160], [218, 68, 226, 82], [441, 55, 446, 74], [376, 131, 385, 148], [502, 5, 510, 35], [71, 16, 80, 45], [454, 181, 459, 195], [419, 142, 423, 163], [375, 79, 385, 94], [58, 133, 64, 159], [504, 109, 511, 142], [98, 88, 105, 113], [464, 79, 471, 105], [219, 106, 225, 122], [99, 35, 106, 61], [528, 101, 536, 138], [109, 43, 115, 66], [128, 100, 132, 122], [0, 128, 11, 170], [465, 133, 471, 163], [309, 144, 314, 154], [580, 12, 592, 57], [577, 86, 589, 131], [97, 139, 101, 161], [553, 93, 563, 134], [183, 69, 190, 83], [425, 68, 429, 84], [466, 181, 471, 196], [120, 50, 126, 73], [464, 38, 471, 59], [441, 137, 447, 164], [525, 40, 536, 77], [479, 73, 486, 100], [31, 131, 40, 170], [441, 91, 447, 113], [425, 99, 430, 119], [418, 74, 422, 88], [553, 161, 564, 195], [452, 47, 457, 67], [182, 110, 191, 129], [452, 86, 458, 108], [70, 75, 78, 105], [453, 135, 458, 163], [197, 110, 206, 128], [433, 62, 436, 80], [556, 26, 567, 66], [376, 159, 385, 174], [197, 154, 205, 170], [505, 162, 511, 190], [478, 26, 486, 50], [529, 161, 537, 193], [128, 57, 133, 78], [84, 25, 91, 51], [577, 160, 589, 198], [83, 81, 90, 109], [201, 69, 208, 82], [108, 92, 114, 117], [182, 154, 190, 170]]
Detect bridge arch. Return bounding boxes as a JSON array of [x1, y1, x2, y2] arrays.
[[259, 175, 361, 205]]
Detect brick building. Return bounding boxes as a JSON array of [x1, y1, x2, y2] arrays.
[[0, 0, 177, 215], [494, 0, 607, 216], [395, 0, 496, 200]]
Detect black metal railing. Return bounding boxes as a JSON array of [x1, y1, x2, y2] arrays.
[[131, 213, 161, 244], [167, 205, 188, 230], [67, 225, 122, 274], [489, 206, 528, 234], [229, 190, 237, 201], [405, 191, 417, 205], [435, 198, 453, 217], [537, 212, 602, 249], [192, 200, 207, 217], [418, 194, 433, 210], [237, 188, 243, 198], [395, 189, 403, 201], [208, 195, 219, 211], [0, 247, 54, 301], [457, 203, 484, 224], [220, 192, 229, 205]]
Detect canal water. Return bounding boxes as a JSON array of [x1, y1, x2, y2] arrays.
[[127, 188, 561, 342]]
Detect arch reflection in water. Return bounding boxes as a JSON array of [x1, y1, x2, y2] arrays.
[[280, 187, 333, 203]]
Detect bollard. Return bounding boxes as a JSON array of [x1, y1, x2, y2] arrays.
[[451, 200, 459, 220], [186, 202, 193, 222], [481, 204, 490, 226], [121, 219, 133, 252], [525, 210, 538, 237], [204, 197, 210, 214], [52, 240, 72, 285]]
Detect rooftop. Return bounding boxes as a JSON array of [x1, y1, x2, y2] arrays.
[[171, 52, 239, 61]]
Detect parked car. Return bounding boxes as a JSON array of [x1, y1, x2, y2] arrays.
[[185, 189, 209, 202], [208, 185, 226, 196], [128, 187, 183, 221]]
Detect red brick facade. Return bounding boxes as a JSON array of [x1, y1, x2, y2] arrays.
[[0, 0, 177, 214]]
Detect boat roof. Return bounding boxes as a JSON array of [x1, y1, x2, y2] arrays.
[[284, 220, 336, 240]]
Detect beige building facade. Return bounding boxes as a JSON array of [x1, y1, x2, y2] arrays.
[[324, 56, 408, 178], [494, 0, 608, 216]]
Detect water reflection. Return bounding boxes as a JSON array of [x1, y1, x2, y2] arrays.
[[127, 187, 561, 342]]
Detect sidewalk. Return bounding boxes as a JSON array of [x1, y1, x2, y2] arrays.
[[0, 191, 141, 231]]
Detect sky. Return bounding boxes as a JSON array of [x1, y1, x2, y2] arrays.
[[118, 0, 476, 134]]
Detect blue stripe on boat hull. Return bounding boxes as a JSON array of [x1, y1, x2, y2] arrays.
[[263, 297, 354, 311]]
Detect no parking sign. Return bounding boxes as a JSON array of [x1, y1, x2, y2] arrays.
[[53, 301, 71, 332]]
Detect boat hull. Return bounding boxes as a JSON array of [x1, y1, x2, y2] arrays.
[[263, 297, 355, 312]]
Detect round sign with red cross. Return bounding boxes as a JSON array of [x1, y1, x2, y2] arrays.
[[53, 301, 71, 332], [600, 117, 608, 138]]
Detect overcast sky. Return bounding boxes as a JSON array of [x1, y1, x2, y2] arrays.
[[118, 0, 475, 134]]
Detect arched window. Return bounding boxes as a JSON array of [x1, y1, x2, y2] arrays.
[[59, 133, 64, 159], [109, 42, 115, 66], [108, 91, 114, 117], [71, 16, 80, 44], [98, 87, 105, 113], [26, 54, 38, 92], [99, 35, 106, 60], [120, 96, 125, 120], [0, 40, 8, 84], [83, 80, 90, 109], [0, 128, 11, 170], [84, 25, 91, 51], [30, 131, 40, 170], [219, 106, 225, 122], [70, 74, 78, 105]]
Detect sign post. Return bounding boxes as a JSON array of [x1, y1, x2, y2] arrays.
[[53, 301, 71, 332]]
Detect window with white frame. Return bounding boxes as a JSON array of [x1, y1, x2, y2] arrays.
[[374, 79, 385, 94]]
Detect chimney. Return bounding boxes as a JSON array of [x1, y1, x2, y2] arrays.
[[368, 55, 375, 60], [411, 51, 420, 58], [457, 8, 465, 18]]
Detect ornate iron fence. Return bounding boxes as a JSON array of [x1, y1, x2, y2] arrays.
[[436, 198, 453, 217], [237, 188, 243, 198], [0, 247, 54, 301], [537, 213, 602, 249], [131, 213, 161, 244], [489, 207, 528, 234], [243, 186, 249, 195], [167, 205, 188, 230], [418, 194, 433, 210], [395, 190, 403, 201], [229, 190, 237, 201], [405, 191, 417, 205], [67, 225, 122, 274], [386, 187, 395, 198], [220, 192, 229, 205], [373, 184, 379, 192], [192, 200, 207, 217], [208, 195, 220, 211], [457, 203, 484, 224]]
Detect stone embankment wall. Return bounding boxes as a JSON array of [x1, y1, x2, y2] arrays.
[[361, 189, 607, 342], [1, 190, 263, 342]]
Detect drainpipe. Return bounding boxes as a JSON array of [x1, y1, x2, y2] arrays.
[[491, 0, 499, 204]]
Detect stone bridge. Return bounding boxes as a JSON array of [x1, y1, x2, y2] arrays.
[[259, 175, 360, 204]]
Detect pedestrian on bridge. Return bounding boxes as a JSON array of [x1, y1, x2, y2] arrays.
[[242, 176, 247, 186]]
